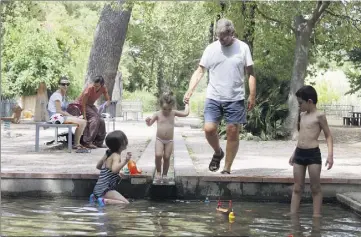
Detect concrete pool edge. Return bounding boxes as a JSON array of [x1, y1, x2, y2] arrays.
[[336, 193, 361, 215], [2, 129, 361, 208], [2, 174, 361, 203]]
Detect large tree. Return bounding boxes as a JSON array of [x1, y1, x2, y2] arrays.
[[84, 1, 132, 100], [346, 48, 361, 94], [256, 1, 360, 138], [1, 2, 101, 99]]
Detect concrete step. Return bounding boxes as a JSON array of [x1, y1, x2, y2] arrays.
[[336, 192, 361, 215], [129, 138, 155, 185]]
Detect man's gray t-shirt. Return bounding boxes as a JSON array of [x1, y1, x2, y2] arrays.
[[200, 39, 253, 102]]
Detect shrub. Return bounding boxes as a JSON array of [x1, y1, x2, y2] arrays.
[[122, 90, 157, 112], [217, 73, 289, 141]]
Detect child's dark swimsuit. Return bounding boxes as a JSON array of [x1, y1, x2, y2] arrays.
[[294, 147, 322, 166], [93, 162, 120, 199]]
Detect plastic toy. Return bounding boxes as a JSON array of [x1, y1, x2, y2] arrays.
[[228, 211, 235, 223], [123, 166, 130, 175], [204, 197, 210, 204], [127, 159, 142, 175], [216, 199, 233, 215]]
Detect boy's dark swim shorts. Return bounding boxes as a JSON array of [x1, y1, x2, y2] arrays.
[[294, 147, 322, 166]]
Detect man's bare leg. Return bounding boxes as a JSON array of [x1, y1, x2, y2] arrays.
[[223, 124, 239, 173], [204, 122, 221, 154]]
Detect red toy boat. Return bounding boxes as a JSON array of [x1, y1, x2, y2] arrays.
[[216, 199, 233, 215]]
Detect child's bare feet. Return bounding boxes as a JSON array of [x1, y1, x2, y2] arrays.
[[154, 172, 162, 184], [162, 175, 169, 184]]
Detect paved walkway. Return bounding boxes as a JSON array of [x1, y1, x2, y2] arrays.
[[183, 127, 361, 182], [2, 116, 361, 209], [1, 119, 153, 174], [2, 117, 361, 182]]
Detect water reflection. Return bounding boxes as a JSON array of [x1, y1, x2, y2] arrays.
[[290, 214, 321, 237], [1, 198, 361, 236]]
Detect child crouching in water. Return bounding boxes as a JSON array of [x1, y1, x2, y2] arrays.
[[145, 92, 189, 183], [289, 85, 334, 217], [90, 130, 131, 206]]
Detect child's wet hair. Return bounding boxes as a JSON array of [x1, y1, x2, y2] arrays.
[[296, 85, 318, 131], [159, 91, 176, 107], [105, 130, 128, 156], [295, 85, 318, 104]]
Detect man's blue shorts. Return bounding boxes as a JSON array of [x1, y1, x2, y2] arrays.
[[204, 98, 247, 125]]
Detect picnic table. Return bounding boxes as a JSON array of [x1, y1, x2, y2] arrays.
[[35, 123, 78, 152], [343, 112, 361, 126]]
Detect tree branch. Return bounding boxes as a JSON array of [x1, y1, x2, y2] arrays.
[[309, 1, 331, 26], [325, 9, 361, 33], [311, 1, 323, 22], [255, 6, 295, 33]]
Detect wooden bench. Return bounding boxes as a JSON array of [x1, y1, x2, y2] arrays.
[[35, 123, 78, 153], [104, 100, 117, 132], [121, 100, 143, 121], [343, 116, 359, 126]]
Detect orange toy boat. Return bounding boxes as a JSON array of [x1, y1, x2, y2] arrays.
[[127, 160, 142, 175], [216, 199, 233, 215]]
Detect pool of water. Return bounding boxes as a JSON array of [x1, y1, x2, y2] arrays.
[[1, 198, 361, 236]]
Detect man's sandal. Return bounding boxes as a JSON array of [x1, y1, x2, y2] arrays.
[[75, 148, 91, 153], [209, 148, 225, 172], [220, 170, 231, 174], [73, 145, 91, 153]]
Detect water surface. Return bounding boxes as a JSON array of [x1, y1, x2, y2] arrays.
[[1, 198, 361, 236]]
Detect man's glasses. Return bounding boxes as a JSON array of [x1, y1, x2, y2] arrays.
[[60, 83, 70, 86]]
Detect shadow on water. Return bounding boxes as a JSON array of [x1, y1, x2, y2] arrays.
[[149, 185, 177, 201], [1, 197, 361, 236]]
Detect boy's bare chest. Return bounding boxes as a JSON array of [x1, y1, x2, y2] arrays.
[[300, 114, 320, 131]]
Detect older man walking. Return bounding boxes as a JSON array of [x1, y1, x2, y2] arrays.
[[183, 18, 256, 174]]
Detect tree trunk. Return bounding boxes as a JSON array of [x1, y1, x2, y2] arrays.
[[112, 71, 123, 116], [149, 54, 155, 91], [285, 16, 312, 139], [34, 82, 49, 122], [156, 60, 164, 100], [84, 1, 132, 102], [112, 71, 123, 101], [242, 2, 256, 55]]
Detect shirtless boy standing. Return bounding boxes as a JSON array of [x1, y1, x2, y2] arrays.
[[146, 92, 190, 183], [289, 85, 334, 217]]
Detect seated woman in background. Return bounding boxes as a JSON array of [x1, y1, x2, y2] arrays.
[[47, 77, 87, 151], [75, 75, 111, 149]]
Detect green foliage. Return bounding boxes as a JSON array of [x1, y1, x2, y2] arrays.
[[189, 92, 206, 116], [1, 2, 101, 99], [122, 90, 157, 112], [2, 19, 69, 97], [2, 1, 360, 141], [217, 71, 289, 141], [346, 48, 361, 94], [313, 79, 341, 104], [120, 2, 212, 107]]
